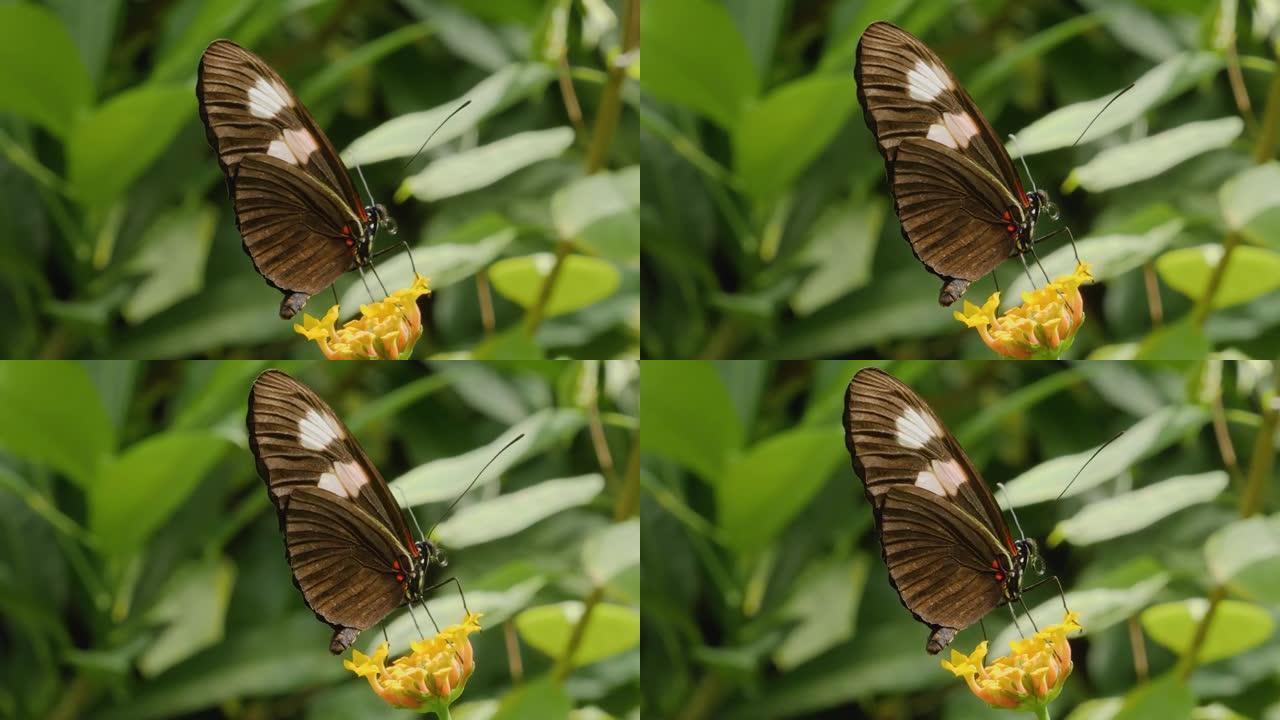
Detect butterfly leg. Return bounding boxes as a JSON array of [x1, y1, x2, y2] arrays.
[[330, 285, 340, 310], [356, 263, 376, 302], [1018, 253, 1038, 289], [367, 259, 391, 297], [381, 622, 391, 647], [368, 240, 420, 279], [419, 599, 443, 634], [1022, 574, 1073, 623], [405, 600, 436, 636], [1007, 603, 1027, 639], [425, 575, 472, 616], [980, 618, 989, 644]]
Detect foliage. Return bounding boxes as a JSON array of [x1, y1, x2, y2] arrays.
[[640, 0, 1280, 360], [640, 359, 1280, 719], [0, 0, 638, 359], [0, 359, 640, 719]]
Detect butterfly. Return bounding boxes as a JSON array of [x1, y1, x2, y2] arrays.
[[842, 367, 1046, 654], [198, 40, 398, 320], [247, 369, 444, 654], [855, 21, 1060, 306]]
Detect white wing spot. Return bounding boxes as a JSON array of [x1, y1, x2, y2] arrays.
[[316, 460, 369, 498], [907, 60, 952, 102], [916, 458, 968, 497], [267, 139, 297, 164], [895, 407, 941, 449], [298, 408, 343, 450], [926, 112, 980, 150], [282, 128, 319, 164], [247, 77, 292, 118]]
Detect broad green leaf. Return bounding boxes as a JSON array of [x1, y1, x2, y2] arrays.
[[91, 431, 229, 555], [68, 84, 194, 208], [468, 325, 547, 360], [47, 0, 120, 92], [1220, 162, 1280, 230], [774, 554, 870, 670], [298, 23, 433, 104], [1113, 675, 1196, 720], [1205, 515, 1280, 603], [734, 74, 859, 201], [435, 474, 604, 548], [123, 204, 217, 323], [1135, 318, 1212, 361], [491, 678, 572, 720], [551, 166, 640, 261], [117, 274, 290, 358], [1068, 698, 1124, 720], [392, 408, 584, 504], [1002, 405, 1208, 507], [1000, 220, 1184, 306], [790, 199, 885, 316], [583, 518, 640, 588], [717, 426, 847, 553], [996, 574, 1170, 652], [1141, 599, 1275, 663], [336, 231, 515, 315], [1048, 472, 1228, 546], [1063, 118, 1244, 193], [515, 601, 640, 666], [343, 64, 554, 166], [0, 3, 91, 137], [642, 0, 758, 129], [639, 361, 743, 481], [151, 0, 256, 82], [0, 362, 114, 486], [399, 127, 575, 202], [489, 253, 621, 316], [1010, 52, 1223, 156], [138, 557, 235, 677], [1156, 244, 1280, 309], [378, 578, 546, 656], [968, 14, 1103, 98]]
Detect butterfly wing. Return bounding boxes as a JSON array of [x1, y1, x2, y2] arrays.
[[843, 368, 1017, 651], [284, 487, 411, 654], [233, 155, 360, 309], [880, 485, 1007, 653]]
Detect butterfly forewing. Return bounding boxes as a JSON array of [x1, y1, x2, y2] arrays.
[[844, 368, 1018, 652]]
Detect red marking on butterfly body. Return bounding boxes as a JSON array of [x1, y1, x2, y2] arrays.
[[405, 530, 420, 556], [396, 573, 405, 583], [995, 572, 1005, 582]]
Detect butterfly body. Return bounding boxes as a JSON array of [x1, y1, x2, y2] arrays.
[[248, 369, 441, 654], [843, 368, 1040, 653], [198, 40, 397, 319], [855, 22, 1058, 305]]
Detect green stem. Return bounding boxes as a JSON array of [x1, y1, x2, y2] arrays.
[[552, 586, 604, 682], [1033, 704, 1052, 720], [583, 0, 638, 174], [522, 240, 572, 336]]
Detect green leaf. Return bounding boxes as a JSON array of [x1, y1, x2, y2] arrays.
[[1135, 318, 1212, 361], [90, 431, 229, 555], [138, 557, 235, 677], [1219, 161, 1280, 230], [392, 408, 584, 505], [774, 554, 869, 670], [489, 253, 621, 316], [717, 426, 847, 553], [0, 3, 91, 137], [790, 199, 885, 316], [583, 518, 640, 588], [1002, 405, 1208, 507], [515, 601, 640, 666], [967, 14, 1103, 99], [123, 204, 217, 323], [995, 574, 1170, 652], [641, 0, 759, 129], [551, 166, 640, 262], [47, 0, 121, 92], [1141, 599, 1275, 663], [68, 84, 194, 208], [379, 578, 546, 656], [734, 74, 859, 201], [469, 325, 547, 360], [1048, 472, 1228, 546], [336, 230, 515, 314], [1156, 244, 1280, 309], [435, 474, 603, 548], [1205, 515, 1280, 604], [298, 23, 433, 104], [399, 127, 575, 202], [1063, 117, 1243, 193], [343, 63, 555, 166], [1001, 220, 1184, 305], [1113, 675, 1196, 720], [491, 678, 573, 720], [0, 362, 114, 486], [1010, 52, 1223, 157], [639, 361, 743, 480]]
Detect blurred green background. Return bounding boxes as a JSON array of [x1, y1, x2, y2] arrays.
[[0, 359, 640, 719], [0, 0, 639, 360], [641, 0, 1280, 360], [641, 359, 1279, 719]]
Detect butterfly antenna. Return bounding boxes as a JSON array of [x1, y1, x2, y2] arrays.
[[1006, 133, 1039, 192], [426, 433, 525, 537], [395, 487, 429, 541], [1056, 431, 1124, 501], [354, 161, 376, 207], [1071, 82, 1135, 148], [399, 100, 472, 177], [997, 483, 1029, 541]]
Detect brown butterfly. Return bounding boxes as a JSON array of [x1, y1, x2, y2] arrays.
[[843, 368, 1046, 653], [247, 369, 443, 654], [856, 22, 1059, 306], [198, 40, 398, 319]]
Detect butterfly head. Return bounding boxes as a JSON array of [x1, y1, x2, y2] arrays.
[[405, 539, 447, 600]]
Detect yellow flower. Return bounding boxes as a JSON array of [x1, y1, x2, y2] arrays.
[[343, 612, 482, 714], [294, 274, 431, 360], [954, 262, 1093, 359], [942, 611, 1082, 714]]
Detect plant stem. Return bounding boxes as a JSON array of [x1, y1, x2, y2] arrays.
[[553, 586, 604, 682], [677, 672, 728, 720], [523, 241, 572, 336], [1034, 705, 1052, 720], [614, 435, 641, 521]]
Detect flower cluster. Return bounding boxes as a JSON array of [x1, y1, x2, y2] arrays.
[[344, 612, 482, 714], [942, 611, 1081, 714], [954, 263, 1093, 359], [294, 274, 431, 360]]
